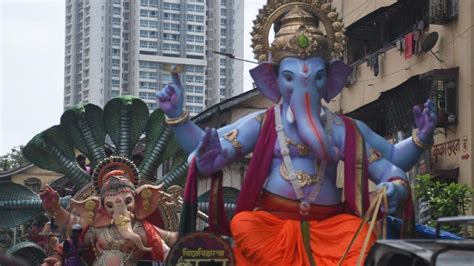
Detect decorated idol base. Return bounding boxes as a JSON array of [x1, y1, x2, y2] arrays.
[[166, 232, 235, 266]]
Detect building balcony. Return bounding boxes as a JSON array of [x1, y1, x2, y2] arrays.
[[339, 22, 461, 114]]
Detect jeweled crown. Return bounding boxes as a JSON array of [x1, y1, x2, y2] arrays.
[[251, 0, 346, 64], [270, 7, 330, 63]]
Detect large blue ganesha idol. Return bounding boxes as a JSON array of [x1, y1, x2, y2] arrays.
[[157, 0, 436, 264]]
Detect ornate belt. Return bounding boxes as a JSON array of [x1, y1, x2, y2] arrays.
[[257, 190, 348, 221]]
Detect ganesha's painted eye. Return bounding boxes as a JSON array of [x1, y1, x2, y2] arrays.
[[105, 202, 113, 209], [125, 196, 133, 205], [316, 70, 326, 80], [281, 71, 293, 82]]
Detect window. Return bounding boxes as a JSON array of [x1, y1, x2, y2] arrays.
[[140, 61, 159, 69], [185, 95, 203, 103], [430, 0, 458, 24], [139, 81, 157, 90], [141, 0, 158, 7], [139, 71, 157, 79], [112, 69, 120, 78], [140, 40, 158, 49], [112, 59, 120, 67], [186, 45, 204, 53], [420, 68, 458, 126], [187, 25, 203, 33], [164, 12, 180, 21], [139, 91, 156, 100], [163, 2, 180, 11], [113, 7, 121, 15], [113, 17, 121, 26], [140, 10, 158, 18], [140, 19, 158, 28], [186, 34, 204, 43], [163, 33, 180, 41], [187, 14, 204, 22], [187, 4, 204, 13], [345, 0, 428, 64], [112, 79, 120, 87], [162, 73, 171, 82], [195, 86, 203, 93], [163, 43, 180, 52], [163, 23, 180, 31], [140, 30, 157, 38]]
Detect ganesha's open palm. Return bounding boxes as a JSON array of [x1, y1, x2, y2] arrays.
[[195, 128, 228, 176]]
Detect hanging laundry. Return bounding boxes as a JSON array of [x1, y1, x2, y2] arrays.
[[413, 24, 420, 54], [366, 53, 379, 77], [416, 20, 425, 54], [404, 32, 413, 59], [398, 38, 404, 55], [347, 64, 358, 86], [373, 53, 379, 76]]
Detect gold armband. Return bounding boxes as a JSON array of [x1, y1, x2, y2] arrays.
[[412, 129, 433, 150], [223, 129, 243, 152], [368, 148, 383, 163], [389, 178, 410, 191], [165, 111, 189, 126]]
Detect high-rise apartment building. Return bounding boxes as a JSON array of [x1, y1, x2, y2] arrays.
[[64, 0, 241, 116]]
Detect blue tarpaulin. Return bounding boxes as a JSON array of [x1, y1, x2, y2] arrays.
[[386, 216, 464, 240]]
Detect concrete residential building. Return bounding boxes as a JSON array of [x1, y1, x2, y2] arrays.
[[325, 0, 472, 212], [63, 0, 242, 116]]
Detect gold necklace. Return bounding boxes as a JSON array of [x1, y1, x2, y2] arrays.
[[285, 137, 311, 156], [279, 163, 322, 187]]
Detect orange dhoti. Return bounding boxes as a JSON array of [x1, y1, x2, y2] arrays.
[[230, 192, 376, 265]]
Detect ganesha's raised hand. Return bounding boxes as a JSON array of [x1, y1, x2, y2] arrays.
[[413, 99, 437, 145], [40, 185, 60, 212], [195, 128, 228, 176], [156, 69, 184, 118]]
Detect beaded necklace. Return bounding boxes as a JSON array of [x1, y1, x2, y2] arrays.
[[274, 101, 333, 216]]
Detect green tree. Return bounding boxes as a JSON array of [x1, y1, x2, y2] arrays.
[[415, 174, 473, 233], [0, 145, 29, 173]]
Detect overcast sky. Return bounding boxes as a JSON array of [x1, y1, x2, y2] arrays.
[[0, 0, 265, 155]]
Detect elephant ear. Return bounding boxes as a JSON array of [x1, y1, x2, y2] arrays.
[[71, 197, 111, 228], [135, 184, 163, 220], [250, 63, 280, 103], [323, 60, 352, 103]]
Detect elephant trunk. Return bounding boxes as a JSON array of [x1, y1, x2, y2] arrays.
[[113, 211, 151, 252], [290, 92, 339, 162]]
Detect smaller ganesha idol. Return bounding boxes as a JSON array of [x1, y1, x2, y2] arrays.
[[40, 157, 176, 266]]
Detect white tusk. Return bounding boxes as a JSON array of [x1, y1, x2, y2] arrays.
[[286, 107, 295, 123]]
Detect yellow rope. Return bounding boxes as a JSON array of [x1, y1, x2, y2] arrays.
[[337, 187, 388, 266]]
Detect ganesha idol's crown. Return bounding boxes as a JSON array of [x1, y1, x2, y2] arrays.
[[271, 7, 329, 63], [251, 0, 346, 64]]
